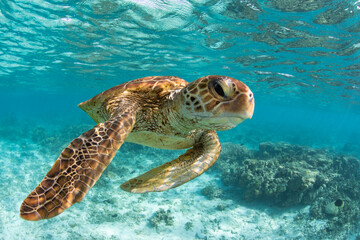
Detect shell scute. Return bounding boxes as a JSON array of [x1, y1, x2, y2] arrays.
[[78, 76, 187, 123]]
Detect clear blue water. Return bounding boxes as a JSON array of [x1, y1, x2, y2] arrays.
[[1, 0, 360, 239]]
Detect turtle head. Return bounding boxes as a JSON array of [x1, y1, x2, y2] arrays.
[[178, 75, 254, 131]]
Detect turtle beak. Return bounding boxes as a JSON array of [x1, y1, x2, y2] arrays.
[[247, 91, 255, 119], [237, 90, 254, 120], [216, 89, 255, 121]]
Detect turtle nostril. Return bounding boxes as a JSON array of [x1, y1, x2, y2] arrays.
[[248, 92, 254, 101]]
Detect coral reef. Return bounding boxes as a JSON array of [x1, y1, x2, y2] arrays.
[[149, 208, 174, 229], [208, 142, 253, 185], [215, 142, 360, 234], [184, 221, 193, 231], [237, 158, 323, 206], [201, 184, 223, 200]]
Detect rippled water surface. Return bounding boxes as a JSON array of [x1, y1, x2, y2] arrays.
[[1, 0, 359, 99], [1, 0, 360, 239]]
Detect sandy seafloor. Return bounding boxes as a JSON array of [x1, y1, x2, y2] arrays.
[[1, 119, 359, 240], [0, 140, 320, 240]]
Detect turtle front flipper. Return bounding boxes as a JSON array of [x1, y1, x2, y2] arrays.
[[121, 131, 221, 193], [20, 112, 136, 221]]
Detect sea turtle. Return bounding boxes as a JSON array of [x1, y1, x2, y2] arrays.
[[20, 75, 254, 221]]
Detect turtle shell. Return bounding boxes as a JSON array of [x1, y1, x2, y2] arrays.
[[78, 76, 188, 123]]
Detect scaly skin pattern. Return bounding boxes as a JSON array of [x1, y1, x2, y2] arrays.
[[20, 75, 254, 221], [20, 111, 136, 221], [121, 130, 221, 193]]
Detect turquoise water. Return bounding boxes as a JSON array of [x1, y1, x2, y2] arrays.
[[1, 0, 360, 239]]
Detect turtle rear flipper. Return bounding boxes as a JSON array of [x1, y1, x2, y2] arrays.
[[121, 131, 221, 193], [20, 112, 136, 221]]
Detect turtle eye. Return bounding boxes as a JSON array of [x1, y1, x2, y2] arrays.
[[213, 82, 226, 98], [210, 78, 234, 99]]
